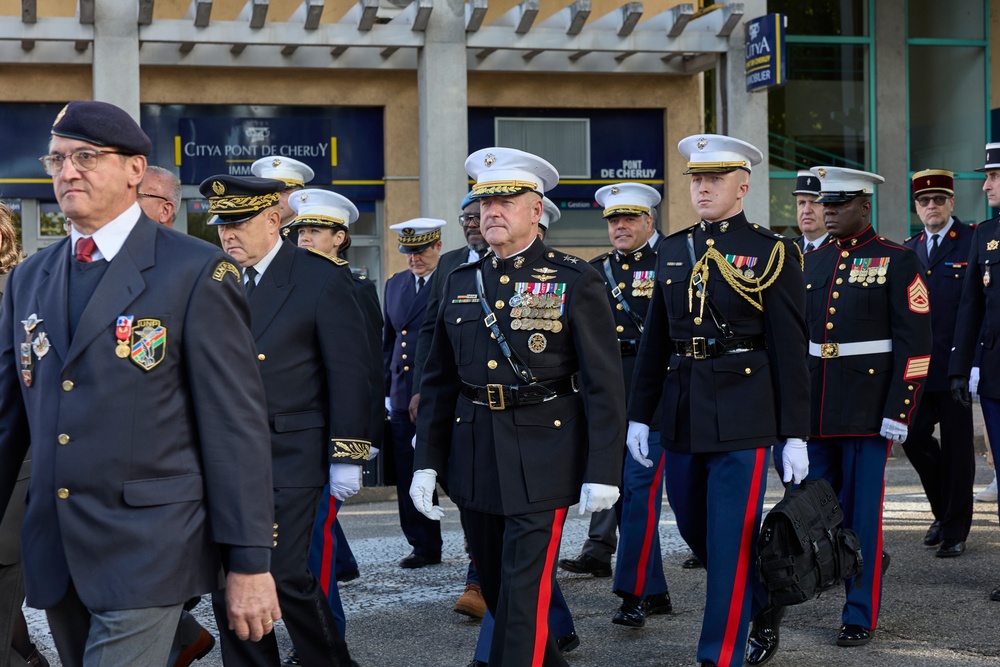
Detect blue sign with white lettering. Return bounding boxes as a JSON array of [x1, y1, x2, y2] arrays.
[[745, 13, 786, 93]]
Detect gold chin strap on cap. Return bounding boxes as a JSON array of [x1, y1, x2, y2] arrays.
[[688, 240, 785, 318]]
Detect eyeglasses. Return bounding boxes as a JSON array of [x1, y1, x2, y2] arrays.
[[138, 192, 170, 203], [39, 149, 131, 176], [915, 195, 951, 207], [459, 214, 481, 227]]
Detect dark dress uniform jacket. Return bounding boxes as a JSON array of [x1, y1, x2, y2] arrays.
[[415, 238, 626, 515], [250, 242, 373, 487], [0, 217, 274, 611], [354, 275, 385, 450], [628, 212, 810, 451], [413, 246, 472, 393], [903, 218, 973, 392], [805, 226, 933, 435], [589, 236, 663, 424], [950, 214, 1000, 399], [383, 270, 432, 410]]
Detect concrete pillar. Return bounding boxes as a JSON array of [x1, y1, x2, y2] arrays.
[[92, 0, 141, 120], [874, 0, 908, 242], [716, 0, 770, 226], [417, 0, 470, 251]]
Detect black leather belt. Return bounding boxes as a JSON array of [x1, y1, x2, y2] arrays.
[[461, 375, 579, 411], [671, 335, 766, 360], [619, 339, 639, 356]]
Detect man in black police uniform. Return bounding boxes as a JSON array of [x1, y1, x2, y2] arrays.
[[204, 174, 372, 667], [627, 134, 810, 667], [799, 166, 932, 648], [0, 101, 280, 666], [902, 169, 975, 557], [949, 141, 1000, 603], [411, 147, 625, 666], [792, 170, 831, 252]]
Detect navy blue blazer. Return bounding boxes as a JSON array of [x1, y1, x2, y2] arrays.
[[383, 270, 433, 410], [0, 216, 274, 611], [903, 218, 974, 392]]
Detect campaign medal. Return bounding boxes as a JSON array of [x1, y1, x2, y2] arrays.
[[985, 263, 992, 287], [527, 333, 547, 353], [129, 319, 167, 371], [21, 313, 42, 333], [32, 332, 50, 358], [20, 343, 32, 387], [116, 315, 134, 359], [19, 313, 42, 387]]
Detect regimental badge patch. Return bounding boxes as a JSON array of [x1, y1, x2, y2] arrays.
[[908, 275, 930, 314], [130, 319, 166, 371], [904, 355, 930, 380], [988, 239, 999, 251], [212, 261, 241, 283]]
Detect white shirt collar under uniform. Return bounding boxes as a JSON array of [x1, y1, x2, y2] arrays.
[[69, 202, 142, 262]]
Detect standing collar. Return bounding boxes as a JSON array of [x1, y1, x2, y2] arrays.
[[698, 210, 749, 235], [489, 237, 546, 273], [834, 224, 878, 249]]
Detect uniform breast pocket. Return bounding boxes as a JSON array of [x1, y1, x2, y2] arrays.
[[659, 268, 690, 319], [443, 303, 483, 366], [805, 275, 830, 326], [843, 281, 886, 320], [712, 353, 776, 441]]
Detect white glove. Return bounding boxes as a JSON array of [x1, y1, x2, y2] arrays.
[[410, 469, 444, 520], [626, 421, 653, 468], [971, 367, 981, 401], [384, 397, 392, 412], [578, 483, 620, 515], [329, 464, 362, 501], [367, 446, 379, 462], [411, 434, 417, 450], [780, 438, 809, 484], [880, 417, 908, 443]]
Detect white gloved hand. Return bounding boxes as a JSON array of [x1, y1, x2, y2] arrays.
[[626, 421, 653, 468], [384, 397, 392, 412], [410, 469, 444, 521], [780, 438, 809, 484], [367, 446, 380, 462], [329, 464, 362, 501], [879, 417, 908, 443], [578, 483, 620, 515], [411, 434, 417, 450], [971, 366, 981, 401]]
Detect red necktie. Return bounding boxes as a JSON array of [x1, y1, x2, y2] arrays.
[[75, 237, 97, 263]]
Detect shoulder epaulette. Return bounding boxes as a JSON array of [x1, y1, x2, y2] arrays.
[[542, 248, 588, 271], [307, 248, 348, 266]]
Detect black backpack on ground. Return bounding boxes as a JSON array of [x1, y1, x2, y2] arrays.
[[756, 478, 864, 606]]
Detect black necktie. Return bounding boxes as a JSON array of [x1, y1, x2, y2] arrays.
[[804, 242, 815, 253], [417, 276, 425, 293], [245, 266, 258, 298], [928, 234, 940, 261]]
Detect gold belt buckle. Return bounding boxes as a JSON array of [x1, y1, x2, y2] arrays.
[[485, 384, 506, 410], [821, 343, 839, 359], [692, 337, 708, 360]]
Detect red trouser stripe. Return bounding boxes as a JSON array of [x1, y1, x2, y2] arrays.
[[633, 455, 665, 596], [719, 448, 765, 667], [532, 507, 567, 667], [871, 440, 890, 629], [319, 496, 338, 595]]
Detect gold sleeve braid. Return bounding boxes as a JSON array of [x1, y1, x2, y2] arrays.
[[688, 240, 785, 317]]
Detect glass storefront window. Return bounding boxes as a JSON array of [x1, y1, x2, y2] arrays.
[[767, 177, 804, 240], [908, 0, 985, 40], [769, 43, 870, 172], [768, 0, 868, 37], [39, 202, 68, 238]]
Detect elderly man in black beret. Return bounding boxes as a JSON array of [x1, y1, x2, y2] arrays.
[[0, 100, 281, 666]]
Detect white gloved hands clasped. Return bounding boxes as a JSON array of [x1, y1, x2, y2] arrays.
[[971, 367, 981, 401], [578, 483, 620, 515], [329, 464, 362, 501], [625, 421, 653, 468], [367, 446, 380, 462], [780, 437, 809, 485], [879, 417, 908, 443], [384, 397, 392, 412], [410, 469, 444, 521]]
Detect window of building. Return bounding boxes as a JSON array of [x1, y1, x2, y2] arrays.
[[494, 117, 591, 179]]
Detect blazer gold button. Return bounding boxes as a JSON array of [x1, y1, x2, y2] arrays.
[[455, 417, 461, 423], [456, 317, 462, 324], [622, 264, 629, 270], [618, 282, 625, 289], [548, 252, 555, 258], [829, 307, 836, 314], [806, 284, 812, 289], [273, 540, 278, 547], [836, 278, 843, 285], [402, 354, 408, 360], [869, 369, 875, 375], [666, 279, 672, 285], [900, 413, 906, 419], [401, 341, 407, 348], [258, 354, 266, 361], [616, 304, 623, 310], [616, 325, 624, 333], [274, 523, 279, 529], [905, 399, 911, 404], [58, 434, 70, 445], [826, 322, 834, 330], [403, 365, 410, 371], [488, 360, 498, 369], [908, 385, 914, 391], [553, 420, 562, 427], [839, 263, 846, 270], [841, 251, 849, 258], [495, 300, 505, 309], [832, 292, 840, 299], [500, 275, 510, 284], [401, 330, 407, 335], [273, 532, 278, 538], [57, 488, 69, 499], [744, 368, 751, 375], [62, 380, 74, 391]]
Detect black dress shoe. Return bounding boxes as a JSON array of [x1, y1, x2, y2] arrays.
[[990, 585, 1000, 602], [881, 550, 891, 575], [936, 539, 966, 558], [923, 520, 942, 546], [699, 662, 717, 667], [682, 553, 704, 569], [558, 554, 612, 577], [745, 605, 784, 666], [836, 624, 872, 646], [643, 592, 672, 615], [338, 569, 361, 583], [465, 661, 488, 667], [399, 552, 442, 569], [556, 631, 580, 653], [611, 594, 645, 627]]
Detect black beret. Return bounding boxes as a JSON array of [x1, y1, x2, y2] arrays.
[[199, 175, 284, 225], [51, 101, 152, 156]]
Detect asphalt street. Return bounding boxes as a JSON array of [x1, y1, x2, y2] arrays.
[[22, 450, 1000, 667]]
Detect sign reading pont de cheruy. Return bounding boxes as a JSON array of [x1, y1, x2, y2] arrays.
[[745, 13, 787, 93]]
